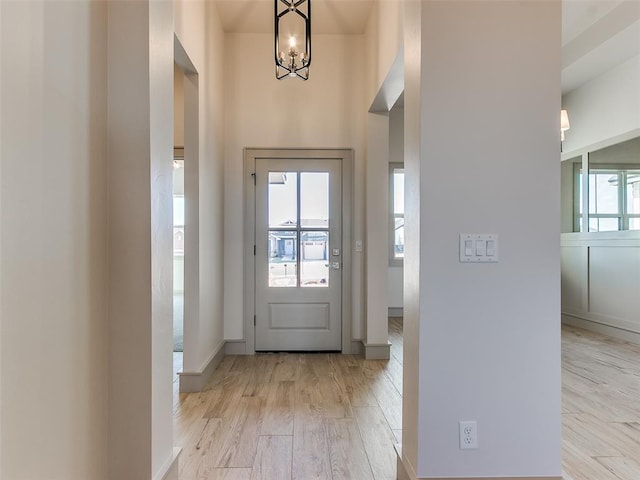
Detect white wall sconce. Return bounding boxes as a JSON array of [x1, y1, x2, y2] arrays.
[[560, 109, 570, 142], [275, 0, 311, 80]]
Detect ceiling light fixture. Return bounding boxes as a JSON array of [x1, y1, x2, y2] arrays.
[[275, 0, 311, 80]]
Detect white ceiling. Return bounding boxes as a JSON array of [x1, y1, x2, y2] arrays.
[[562, 0, 624, 44], [212, 0, 640, 94], [561, 0, 640, 93]]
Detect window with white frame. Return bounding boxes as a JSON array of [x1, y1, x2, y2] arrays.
[[390, 164, 404, 264], [575, 165, 640, 232]]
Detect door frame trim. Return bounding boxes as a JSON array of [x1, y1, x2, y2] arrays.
[[243, 148, 354, 354]]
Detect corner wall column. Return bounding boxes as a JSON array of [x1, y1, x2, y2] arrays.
[[401, 1, 562, 478], [364, 112, 391, 359]]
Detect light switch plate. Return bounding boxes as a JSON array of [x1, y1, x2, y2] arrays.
[[460, 234, 498, 263]]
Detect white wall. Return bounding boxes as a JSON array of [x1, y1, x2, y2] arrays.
[[223, 33, 366, 343], [1, 1, 224, 477], [364, 0, 403, 104], [365, 113, 390, 347], [562, 233, 640, 337], [403, 1, 561, 477], [1, 1, 108, 478], [174, 63, 185, 147], [562, 54, 640, 153], [174, 0, 226, 375], [561, 53, 640, 341], [560, 136, 640, 339], [107, 0, 176, 477], [364, 3, 404, 326]]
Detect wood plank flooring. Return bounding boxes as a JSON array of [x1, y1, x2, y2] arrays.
[[174, 317, 403, 480], [174, 319, 640, 479], [562, 325, 640, 480]]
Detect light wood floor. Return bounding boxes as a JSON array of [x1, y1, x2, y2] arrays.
[[173, 317, 403, 480], [174, 320, 640, 479], [562, 325, 640, 480]]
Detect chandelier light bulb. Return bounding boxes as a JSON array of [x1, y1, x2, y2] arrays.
[[289, 36, 296, 49]]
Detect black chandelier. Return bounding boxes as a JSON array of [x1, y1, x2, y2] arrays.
[[275, 0, 311, 80]]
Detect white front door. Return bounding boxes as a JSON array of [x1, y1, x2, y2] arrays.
[[254, 157, 342, 351]]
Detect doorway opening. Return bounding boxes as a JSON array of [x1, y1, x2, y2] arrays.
[[173, 63, 185, 383]]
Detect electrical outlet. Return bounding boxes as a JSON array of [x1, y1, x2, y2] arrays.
[[459, 421, 478, 450]]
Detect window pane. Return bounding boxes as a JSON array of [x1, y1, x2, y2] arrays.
[[269, 172, 297, 228], [589, 217, 619, 232], [300, 231, 329, 287], [627, 171, 640, 214], [268, 231, 297, 287], [393, 170, 404, 215], [173, 196, 184, 226], [589, 172, 619, 214], [300, 172, 329, 228], [394, 219, 404, 259], [629, 217, 640, 231], [173, 227, 184, 255]]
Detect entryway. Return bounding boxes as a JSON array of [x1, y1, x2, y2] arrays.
[[244, 149, 354, 353]]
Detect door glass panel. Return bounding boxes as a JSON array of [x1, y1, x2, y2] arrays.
[[268, 231, 297, 287], [269, 172, 298, 228], [300, 172, 329, 228], [300, 231, 329, 287]]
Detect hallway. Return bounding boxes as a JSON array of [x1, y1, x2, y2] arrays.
[[173, 318, 403, 479], [174, 320, 640, 479]]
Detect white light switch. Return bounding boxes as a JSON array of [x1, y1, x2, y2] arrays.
[[355, 240, 363, 252], [460, 234, 498, 263], [486, 240, 495, 256], [464, 240, 473, 256]]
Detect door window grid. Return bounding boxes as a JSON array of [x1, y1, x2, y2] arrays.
[[268, 171, 330, 288]]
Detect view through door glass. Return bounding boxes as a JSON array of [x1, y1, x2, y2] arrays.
[[255, 159, 341, 351], [268, 172, 330, 288]]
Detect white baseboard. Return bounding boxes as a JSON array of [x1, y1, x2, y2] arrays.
[[395, 444, 416, 480], [153, 447, 181, 480], [362, 341, 391, 360], [395, 443, 561, 480], [178, 342, 225, 392], [562, 313, 640, 344]]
